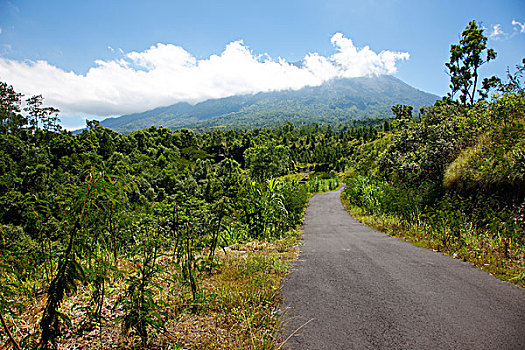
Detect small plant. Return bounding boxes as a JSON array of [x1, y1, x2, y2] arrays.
[[37, 172, 129, 349], [119, 219, 167, 347]]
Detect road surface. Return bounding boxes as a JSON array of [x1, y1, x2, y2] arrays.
[[280, 186, 525, 349]]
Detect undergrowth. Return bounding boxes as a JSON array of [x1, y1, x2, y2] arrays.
[[341, 192, 525, 288], [0, 234, 300, 349]]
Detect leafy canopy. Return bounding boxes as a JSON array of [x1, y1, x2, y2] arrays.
[[446, 20, 497, 105]]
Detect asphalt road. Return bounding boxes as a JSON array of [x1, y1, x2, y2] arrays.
[[280, 186, 525, 349]]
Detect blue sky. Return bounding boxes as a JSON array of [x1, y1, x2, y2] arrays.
[[1, 0, 524, 129]]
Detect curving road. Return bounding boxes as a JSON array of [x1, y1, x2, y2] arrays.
[[280, 186, 525, 349]]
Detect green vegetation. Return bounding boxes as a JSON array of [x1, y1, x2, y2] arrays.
[[0, 85, 350, 349], [342, 23, 525, 287], [1, 19, 522, 349], [101, 75, 437, 133], [446, 20, 497, 105]]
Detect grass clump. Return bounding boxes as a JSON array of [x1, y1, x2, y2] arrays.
[[444, 118, 525, 193]]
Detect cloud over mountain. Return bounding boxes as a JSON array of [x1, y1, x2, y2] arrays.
[[0, 33, 409, 117]]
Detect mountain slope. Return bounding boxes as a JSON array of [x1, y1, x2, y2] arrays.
[[100, 75, 438, 132]]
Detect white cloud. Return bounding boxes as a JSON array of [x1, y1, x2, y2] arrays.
[[489, 20, 525, 40], [0, 33, 409, 118], [489, 24, 506, 39], [107, 46, 115, 53], [512, 20, 525, 33]]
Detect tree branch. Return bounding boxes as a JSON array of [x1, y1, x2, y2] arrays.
[[0, 311, 21, 350]]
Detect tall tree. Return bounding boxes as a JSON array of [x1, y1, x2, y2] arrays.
[[244, 145, 291, 181], [0, 82, 25, 134], [24, 95, 61, 133], [446, 20, 497, 105]]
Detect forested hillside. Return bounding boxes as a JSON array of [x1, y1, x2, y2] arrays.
[[0, 88, 372, 349], [100, 75, 437, 133]]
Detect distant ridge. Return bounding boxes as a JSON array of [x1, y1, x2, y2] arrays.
[[100, 75, 438, 133]]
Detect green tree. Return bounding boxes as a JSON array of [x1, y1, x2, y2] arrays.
[[497, 58, 525, 95], [391, 104, 413, 130], [244, 145, 291, 181], [446, 20, 497, 105], [38, 172, 129, 349], [24, 95, 61, 133], [0, 82, 25, 134]]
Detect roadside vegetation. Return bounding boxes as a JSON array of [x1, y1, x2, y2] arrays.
[[0, 85, 346, 350], [342, 21, 525, 287]]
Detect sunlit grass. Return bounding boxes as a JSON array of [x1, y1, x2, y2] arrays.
[[444, 120, 525, 191], [0, 234, 301, 349], [340, 195, 525, 288]]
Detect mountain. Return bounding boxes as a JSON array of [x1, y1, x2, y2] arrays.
[[100, 75, 438, 133]]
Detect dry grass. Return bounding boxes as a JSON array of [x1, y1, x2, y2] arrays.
[[1, 234, 300, 349]]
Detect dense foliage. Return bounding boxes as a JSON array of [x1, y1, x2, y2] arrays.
[[0, 85, 362, 348], [343, 61, 525, 285]]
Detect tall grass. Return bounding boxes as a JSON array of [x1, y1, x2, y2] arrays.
[[342, 174, 525, 286]]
